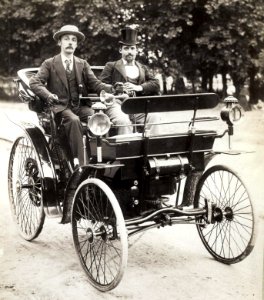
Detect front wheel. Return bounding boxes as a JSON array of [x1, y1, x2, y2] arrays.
[[71, 178, 128, 291], [8, 136, 45, 240], [194, 165, 255, 264]]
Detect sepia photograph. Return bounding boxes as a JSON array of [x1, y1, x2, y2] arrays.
[[0, 1, 263, 299]]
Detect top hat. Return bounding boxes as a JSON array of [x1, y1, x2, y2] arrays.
[[53, 25, 85, 42], [119, 26, 139, 46]]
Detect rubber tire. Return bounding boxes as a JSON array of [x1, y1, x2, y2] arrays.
[[71, 178, 128, 291], [8, 136, 45, 241], [194, 165, 255, 264]]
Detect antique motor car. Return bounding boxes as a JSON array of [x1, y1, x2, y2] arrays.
[[8, 67, 255, 291]]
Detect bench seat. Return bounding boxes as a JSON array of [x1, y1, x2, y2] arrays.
[[90, 130, 217, 160]]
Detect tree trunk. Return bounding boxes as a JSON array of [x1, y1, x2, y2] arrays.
[[234, 83, 242, 99], [232, 77, 250, 110], [191, 79, 196, 93], [201, 74, 207, 91], [248, 69, 258, 105], [222, 73, 227, 98], [208, 75, 213, 91]]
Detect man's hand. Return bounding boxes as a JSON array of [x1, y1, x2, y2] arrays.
[[47, 94, 59, 105], [114, 82, 125, 95], [123, 82, 143, 93]]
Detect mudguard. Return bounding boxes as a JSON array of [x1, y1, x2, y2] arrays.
[[14, 121, 61, 217], [61, 166, 93, 224], [61, 163, 123, 224], [181, 151, 216, 207], [181, 149, 249, 206]]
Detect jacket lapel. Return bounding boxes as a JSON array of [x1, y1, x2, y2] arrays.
[[54, 54, 68, 91], [114, 59, 128, 81], [74, 56, 84, 86], [136, 61, 145, 84], [115, 59, 145, 83]]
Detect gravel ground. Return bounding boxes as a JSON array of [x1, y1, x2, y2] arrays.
[[0, 100, 263, 300]]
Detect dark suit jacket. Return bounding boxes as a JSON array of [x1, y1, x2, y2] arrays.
[[29, 54, 112, 113], [100, 59, 160, 96]]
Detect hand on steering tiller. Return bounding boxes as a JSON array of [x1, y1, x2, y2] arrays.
[[47, 93, 59, 105], [123, 82, 143, 92], [114, 82, 125, 95]]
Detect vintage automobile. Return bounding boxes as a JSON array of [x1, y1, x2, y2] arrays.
[[8, 67, 255, 291]]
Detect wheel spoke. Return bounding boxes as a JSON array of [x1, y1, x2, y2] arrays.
[[8, 136, 45, 240], [72, 178, 127, 291], [195, 166, 255, 264]]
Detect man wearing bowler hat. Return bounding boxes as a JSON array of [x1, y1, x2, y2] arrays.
[[100, 25, 161, 135], [30, 25, 112, 168]]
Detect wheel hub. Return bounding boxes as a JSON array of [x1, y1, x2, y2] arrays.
[[86, 222, 113, 243], [224, 207, 234, 221], [212, 206, 234, 222], [213, 207, 223, 222], [99, 225, 108, 241], [24, 158, 41, 206], [86, 228, 94, 244]]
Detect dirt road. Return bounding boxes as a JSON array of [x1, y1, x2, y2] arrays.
[[0, 103, 263, 300]]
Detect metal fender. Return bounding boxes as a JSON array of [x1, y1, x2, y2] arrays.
[[204, 151, 218, 168], [15, 122, 61, 217], [181, 151, 218, 207], [61, 166, 96, 224], [61, 163, 123, 224]]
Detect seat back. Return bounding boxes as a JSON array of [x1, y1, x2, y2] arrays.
[[121, 93, 219, 114], [16, 68, 45, 113]]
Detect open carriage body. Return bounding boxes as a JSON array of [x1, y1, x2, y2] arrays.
[[8, 68, 255, 291]]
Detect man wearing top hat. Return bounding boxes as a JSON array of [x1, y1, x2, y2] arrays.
[[29, 25, 112, 167], [100, 25, 161, 135]]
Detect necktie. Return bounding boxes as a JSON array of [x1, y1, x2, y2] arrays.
[[65, 59, 71, 78]]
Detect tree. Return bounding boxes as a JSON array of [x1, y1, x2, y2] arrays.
[[0, 0, 263, 105], [202, 0, 264, 103]]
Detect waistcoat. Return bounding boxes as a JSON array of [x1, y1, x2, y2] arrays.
[[127, 76, 139, 85], [67, 67, 79, 107]]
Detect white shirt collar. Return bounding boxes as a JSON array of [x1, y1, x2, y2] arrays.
[[61, 54, 74, 70], [122, 59, 139, 79]]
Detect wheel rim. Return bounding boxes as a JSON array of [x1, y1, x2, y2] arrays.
[[72, 178, 128, 291], [195, 166, 255, 264], [8, 136, 45, 240]]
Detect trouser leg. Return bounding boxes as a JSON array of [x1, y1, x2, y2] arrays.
[[73, 105, 93, 164], [134, 112, 161, 135], [106, 101, 133, 134], [56, 108, 92, 166], [73, 105, 93, 122]]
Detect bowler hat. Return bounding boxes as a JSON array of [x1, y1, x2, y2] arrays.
[[119, 26, 139, 45], [53, 25, 85, 42]]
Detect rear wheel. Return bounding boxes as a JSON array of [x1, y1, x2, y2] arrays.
[[8, 136, 45, 240], [71, 178, 128, 291], [194, 165, 255, 264]]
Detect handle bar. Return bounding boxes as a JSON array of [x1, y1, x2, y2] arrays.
[[80, 96, 101, 102], [79, 94, 128, 102]]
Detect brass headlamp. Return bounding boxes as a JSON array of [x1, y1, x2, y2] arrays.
[[88, 113, 111, 136], [221, 96, 243, 125], [220, 96, 244, 149]]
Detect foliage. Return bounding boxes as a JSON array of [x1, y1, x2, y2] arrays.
[[0, 0, 263, 103]]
